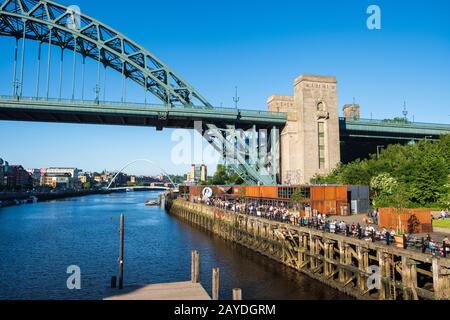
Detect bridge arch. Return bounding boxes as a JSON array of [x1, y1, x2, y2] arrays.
[[0, 0, 212, 108], [107, 159, 176, 189], [0, 0, 279, 186]]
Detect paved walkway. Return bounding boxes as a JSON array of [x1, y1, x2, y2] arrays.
[[327, 214, 449, 242]]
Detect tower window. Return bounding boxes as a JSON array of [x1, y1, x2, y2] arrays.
[[318, 122, 326, 169]]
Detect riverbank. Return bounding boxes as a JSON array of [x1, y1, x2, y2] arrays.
[[0, 191, 347, 300], [168, 198, 450, 300], [0, 189, 111, 208]]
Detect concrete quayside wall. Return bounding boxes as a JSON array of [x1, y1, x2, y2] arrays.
[[168, 199, 450, 300]]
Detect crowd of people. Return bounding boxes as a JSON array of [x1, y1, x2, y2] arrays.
[[193, 196, 450, 257]]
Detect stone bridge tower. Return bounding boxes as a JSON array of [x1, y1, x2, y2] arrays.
[[268, 75, 341, 184]]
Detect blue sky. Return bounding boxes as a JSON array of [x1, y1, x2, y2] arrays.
[[0, 0, 449, 175]]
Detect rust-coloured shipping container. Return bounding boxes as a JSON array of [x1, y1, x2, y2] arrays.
[[378, 208, 433, 233], [310, 186, 348, 201], [245, 186, 261, 198], [260, 186, 278, 199], [337, 201, 350, 216], [324, 187, 336, 201], [336, 187, 348, 201], [311, 186, 325, 201], [309, 186, 351, 215], [181, 184, 367, 215]]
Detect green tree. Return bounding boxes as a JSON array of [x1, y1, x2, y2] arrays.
[[238, 184, 247, 203], [208, 164, 229, 185], [290, 188, 305, 210], [390, 182, 410, 234], [314, 134, 450, 209], [383, 117, 408, 124], [370, 173, 398, 206], [205, 164, 244, 185], [82, 182, 91, 190]]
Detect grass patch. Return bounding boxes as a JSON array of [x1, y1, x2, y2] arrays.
[[433, 219, 450, 229]]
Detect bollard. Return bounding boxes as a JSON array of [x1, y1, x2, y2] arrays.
[[232, 288, 242, 300], [443, 241, 447, 258], [212, 268, 220, 300], [403, 234, 408, 249], [191, 250, 200, 283], [118, 213, 125, 290], [111, 276, 117, 289]]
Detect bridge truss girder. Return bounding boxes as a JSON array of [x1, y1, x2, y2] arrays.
[[0, 0, 212, 108], [204, 123, 279, 185], [0, 0, 283, 185]]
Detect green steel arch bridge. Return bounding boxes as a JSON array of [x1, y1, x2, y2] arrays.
[[0, 0, 449, 185]]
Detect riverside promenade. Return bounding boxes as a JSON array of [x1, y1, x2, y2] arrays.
[[0, 189, 110, 208], [168, 198, 450, 300]]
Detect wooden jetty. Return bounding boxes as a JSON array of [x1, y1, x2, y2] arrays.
[[168, 198, 450, 300], [104, 242, 238, 300], [104, 281, 211, 300]]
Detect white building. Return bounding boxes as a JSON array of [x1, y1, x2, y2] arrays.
[[46, 168, 79, 180], [45, 168, 80, 188]]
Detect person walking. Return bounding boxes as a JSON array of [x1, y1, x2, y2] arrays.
[[443, 236, 450, 257], [421, 237, 427, 253]]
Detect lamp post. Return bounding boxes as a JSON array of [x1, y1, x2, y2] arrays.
[[402, 101, 408, 122], [377, 145, 385, 159], [233, 86, 240, 109]]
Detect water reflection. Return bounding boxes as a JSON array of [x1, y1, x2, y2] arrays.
[[0, 192, 351, 300]]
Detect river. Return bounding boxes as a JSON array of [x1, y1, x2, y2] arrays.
[[0, 191, 350, 300]]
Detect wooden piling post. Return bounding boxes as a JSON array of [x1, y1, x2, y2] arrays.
[[431, 258, 450, 300], [119, 213, 124, 290], [401, 256, 411, 300], [315, 238, 322, 271], [191, 250, 200, 283], [409, 260, 419, 300], [432, 258, 440, 299], [357, 246, 368, 292], [378, 251, 387, 300], [297, 234, 303, 270], [212, 267, 220, 300], [232, 288, 242, 300], [339, 241, 346, 283], [345, 244, 352, 283], [323, 241, 330, 276], [309, 234, 316, 269]]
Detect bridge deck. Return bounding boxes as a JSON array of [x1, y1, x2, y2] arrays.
[[0, 96, 286, 130], [340, 118, 450, 139], [104, 281, 211, 300], [2, 96, 449, 136]]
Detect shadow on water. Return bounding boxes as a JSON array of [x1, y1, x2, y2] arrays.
[[174, 217, 353, 300]]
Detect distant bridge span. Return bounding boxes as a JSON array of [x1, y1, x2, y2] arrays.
[[109, 186, 171, 192]]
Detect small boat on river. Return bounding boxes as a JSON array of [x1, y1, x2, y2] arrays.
[[145, 200, 158, 206]]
